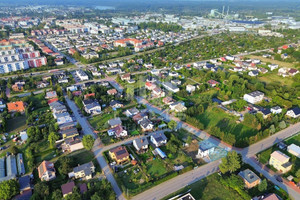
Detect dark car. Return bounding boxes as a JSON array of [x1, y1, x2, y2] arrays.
[[276, 175, 283, 183]]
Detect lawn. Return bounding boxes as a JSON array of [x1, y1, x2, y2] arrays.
[[6, 115, 27, 133], [118, 165, 148, 190], [88, 113, 114, 130], [162, 173, 245, 200], [259, 72, 294, 86], [196, 107, 257, 143], [285, 133, 300, 146], [248, 55, 296, 68], [146, 159, 169, 178]]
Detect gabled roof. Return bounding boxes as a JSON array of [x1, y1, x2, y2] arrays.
[[134, 137, 149, 149], [73, 162, 94, 174], [109, 146, 129, 160], [7, 101, 25, 112], [38, 160, 55, 178], [108, 117, 122, 127], [151, 132, 167, 142], [289, 107, 300, 115], [61, 181, 75, 196]]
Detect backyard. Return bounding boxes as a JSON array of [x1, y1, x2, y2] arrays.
[[6, 115, 27, 133]]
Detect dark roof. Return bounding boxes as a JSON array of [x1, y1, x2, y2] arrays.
[[73, 162, 94, 174], [152, 132, 167, 142], [260, 108, 271, 115], [134, 137, 149, 149], [61, 181, 75, 195], [109, 146, 129, 160], [290, 107, 300, 115], [139, 118, 153, 129], [19, 175, 32, 191]]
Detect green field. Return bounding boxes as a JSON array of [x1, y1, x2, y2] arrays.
[[285, 133, 300, 146], [163, 173, 244, 200], [146, 159, 169, 178], [197, 107, 257, 144], [88, 113, 114, 130], [6, 115, 27, 133]]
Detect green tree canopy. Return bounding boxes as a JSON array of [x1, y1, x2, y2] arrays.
[[82, 135, 95, 151], [0, 179, 19, 200], [219, 151, 241, 174]]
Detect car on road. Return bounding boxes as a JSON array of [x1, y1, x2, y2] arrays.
[[276, 175, 283, 183]]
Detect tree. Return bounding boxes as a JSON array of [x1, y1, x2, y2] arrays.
[[91, 193, 102, 200], [269, 124, 276, 134], [33, 182, 49, 197], [258, 179, 268, 192], [48, 132, 59, 148], [168, 120, 177, 130], [186, 135, 192, 144], [278, 121, 286, 129], [82, 135, 95, 151], [219, 151, 241, 174], [0, 179, 19, 200], [57, 157, 74, 176], [9, 146, 19, 155], [296, 169, 300, 179], [51, 189, 62, 200]]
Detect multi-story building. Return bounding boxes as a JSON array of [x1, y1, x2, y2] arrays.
[[269, 151, 292, 173], [243, 91, 264, 104], [0, 39, 47, 74]]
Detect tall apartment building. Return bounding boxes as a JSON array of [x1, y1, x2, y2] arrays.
[[0, 39, 47, 74]]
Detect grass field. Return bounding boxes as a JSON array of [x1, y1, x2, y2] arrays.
[[259, 72, 294, 86], [146, 159, 169, 178], [197, 107, 257, 143], [249, 55, 296, 68], [285, 133, 300, 146], [162, 173, 245, 200], [88, 113, 114, 130], [6, 115, 27, 133]]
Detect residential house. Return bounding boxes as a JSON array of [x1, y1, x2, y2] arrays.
[[133, 137, 149, 152], [62, 138, 84, 153], [150, 132, 167, 147], [145, 82, 157, 90], [286, 107, 300, 118], [243, 91, 264, 104], [82, 99, 101, 114], [186, 85, 196, 93], [152, 87, 165, 98], [61, 181, 75, 197], [55, 112, 73, 125], [162, 82, 180, 93], [258, 108, 271, 119], [7, 101, 25, 113], [169, 102, 187, 112], [110, 100, 123, 109], [287, 144, 300, 158], [59, 128, 79, 139], [125, 107, 139, 117], [207, 80, 219, 87], [108, 117, 122, 128], [38, 161, 56, 181], [54, 58, 64, 65], [197, 140, 215, 158], [268, 64, 279, 71], [238, 169, 261, 189], [248, 70, 259, 77], [45, 91, 57, 99], [76, 70, 89, 81], [121, 73, 131, 81], [163, 96, 175, 105], [132, 112, 148, 124], [107, 89, 118, 95], [69, 162, 95, 180], [271, 106, 282, 114], [12, 82, 24, 92], [19, 175, 32, 193], [261, 193, 281, 200], [108, 125, 128, 138], [36, 81, 49, 89], [289, 68, 299, 76], [171, 79, 181, 86], [109, 146, 130, 165], [174, 193, 196, 200], [269, 151, 292, 173], [139, 118, 154, 132]]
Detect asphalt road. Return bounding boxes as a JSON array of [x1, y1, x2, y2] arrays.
[[64, 95, 126, 200]]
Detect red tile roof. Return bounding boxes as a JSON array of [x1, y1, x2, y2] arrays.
[[7, 101, 25, 112]]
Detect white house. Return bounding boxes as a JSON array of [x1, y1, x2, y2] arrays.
[[76, 70, 89, 81], [286, 107, 300, 118], [271, 106, 282, 114], [82, 99, 101, 114], [169, 102, 187, 112], [162, 82, 180, 93], [186, 85, 196, 93], [197, 140, 215, 158], [150, 132, 167, 147], [287, 144, 300, 158], [225, 55, 235, 61], [248, 70, 259, 77], [139, 118, 154, 132], [243, 91, 264, 104], [268, 64, 279, 71]]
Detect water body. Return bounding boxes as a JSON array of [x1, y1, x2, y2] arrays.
[[95, 6, 115, 10]]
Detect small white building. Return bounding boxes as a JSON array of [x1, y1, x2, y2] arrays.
[[271, 106, 282, 114], [243, 91, 264, 104], [268, 64, 279, 71], [186, 85, 196, 93], [286, 107, 300, 118], [287, 144, 300, 158]]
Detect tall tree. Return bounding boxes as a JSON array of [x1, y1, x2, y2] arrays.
[[82, 135, 95, 151], [219, 151, 241, 174], [48, 132, 60, 148], [0, 179, 19, 200]]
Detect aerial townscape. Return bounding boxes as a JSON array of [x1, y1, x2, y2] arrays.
[[0, 0, 300, 200]]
